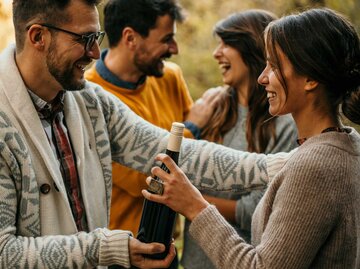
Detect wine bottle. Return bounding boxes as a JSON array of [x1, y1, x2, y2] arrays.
[[137, 122, 184, 260]]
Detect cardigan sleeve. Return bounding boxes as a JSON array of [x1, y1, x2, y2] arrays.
[[92, 85, 271, 192], [0, 128, 131, 268]]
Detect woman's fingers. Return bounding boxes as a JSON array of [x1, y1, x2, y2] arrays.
[[153, 153, 181, 176], [142, 188, 164, 204], [144, 153, 210, 220]]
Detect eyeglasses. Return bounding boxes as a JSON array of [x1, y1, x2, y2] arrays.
[[27, 23, 105, 52]]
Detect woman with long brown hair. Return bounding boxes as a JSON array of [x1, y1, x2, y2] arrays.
[[181, 10, 298, 269], [145, 7, 360, 268]]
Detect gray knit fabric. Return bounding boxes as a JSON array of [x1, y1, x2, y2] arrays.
[[190, 128, 360, 269], [182, 104, 298, 269]]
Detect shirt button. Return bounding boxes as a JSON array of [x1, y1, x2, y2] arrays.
[[40, 184, 51, 194]]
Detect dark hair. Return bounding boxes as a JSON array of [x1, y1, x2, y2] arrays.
[[201, 10, 278, 153], [104, 0, 185, 47], [13, 0, 101, 51], [265, 8, 360, 125]]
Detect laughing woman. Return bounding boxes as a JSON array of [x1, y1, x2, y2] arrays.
[[144, 8, 360, 268], [181, 10, 298, 269]]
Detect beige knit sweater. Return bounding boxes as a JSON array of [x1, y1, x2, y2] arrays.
[[190, 127, 360, 268]]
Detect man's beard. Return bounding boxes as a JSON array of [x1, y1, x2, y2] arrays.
[[46, 40, 89, 91], [134, 51, 172, 78]]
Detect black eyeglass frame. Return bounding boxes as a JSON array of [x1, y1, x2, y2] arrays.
[[27, 23, 105, 51]]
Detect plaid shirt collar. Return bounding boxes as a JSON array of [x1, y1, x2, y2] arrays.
[[28, 90, 65, 120]]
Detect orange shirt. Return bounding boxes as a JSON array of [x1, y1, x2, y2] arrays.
[[85, 60, 193, 235]]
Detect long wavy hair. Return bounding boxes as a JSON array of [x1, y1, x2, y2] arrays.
[[201, 10, 278, 153]]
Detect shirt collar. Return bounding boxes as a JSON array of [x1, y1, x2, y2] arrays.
[[28, 90, 65, 119], [95, 49, 146, 90]]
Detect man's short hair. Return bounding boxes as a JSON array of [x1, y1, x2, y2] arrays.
[[104, 0, 185, 47], [13, 0, 101, 51]]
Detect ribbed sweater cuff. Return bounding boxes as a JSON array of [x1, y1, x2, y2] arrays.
[[189, 205, 229, 243], [98, 228, 133, 268]]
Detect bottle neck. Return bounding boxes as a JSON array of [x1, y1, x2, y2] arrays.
[[164, 149, 180, 164], [167, 133, 182, 152]]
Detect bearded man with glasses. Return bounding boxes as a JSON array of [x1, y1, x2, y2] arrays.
[[26, 23, 105, 53], [0, 0, 175, 268], [0, 0, 294, 268]]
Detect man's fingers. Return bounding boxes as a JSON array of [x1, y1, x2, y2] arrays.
[[131, 238, 165, 254], [140, 243, 176, 268], [165, 243, 176, 262], [209, 92, 223, 108], [141, 242, 166, 255], [129, 238, 174, 269], [202, 86, 224, 101]]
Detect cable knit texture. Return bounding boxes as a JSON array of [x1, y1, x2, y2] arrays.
[[190, 128, 360, 268], [85, 55, 194, 235], [0, 44, 273, 268]]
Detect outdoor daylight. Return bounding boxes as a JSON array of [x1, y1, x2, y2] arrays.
[[0, 0, 359, 268]]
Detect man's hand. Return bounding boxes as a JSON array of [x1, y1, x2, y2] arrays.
[[129, 237, 176, 268]]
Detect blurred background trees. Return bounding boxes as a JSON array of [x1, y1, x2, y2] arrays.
[[170, 0, 360, 99], [0, 0, 14, 52], [1, 0, 359, 129], [1, 0, 359, 98]]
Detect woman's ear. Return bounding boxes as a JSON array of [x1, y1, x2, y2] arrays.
[[304, 78, 319, 92]]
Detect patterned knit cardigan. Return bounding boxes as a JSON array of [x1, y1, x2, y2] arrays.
[[0, 45, 283, 268]]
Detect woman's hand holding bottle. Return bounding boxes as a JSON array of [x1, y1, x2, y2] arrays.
[[142, 153, 210, 221]]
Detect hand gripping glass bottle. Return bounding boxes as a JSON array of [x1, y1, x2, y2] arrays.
[[137, 122, 184, 259]]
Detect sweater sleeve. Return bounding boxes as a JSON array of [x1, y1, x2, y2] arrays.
[[190, 145, 346, 269], [234, 115, 298, 229], [234, 189, 265, 232], [0, 146, 131, 268], [92, 85, 270, 192]]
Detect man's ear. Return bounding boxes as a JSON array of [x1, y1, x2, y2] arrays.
[[122, 27, 138, 49], [27, 25, 47, 50], [304, 77, 319, 92]]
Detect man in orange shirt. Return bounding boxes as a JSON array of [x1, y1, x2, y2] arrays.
[[85, 0, 216, 267]]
